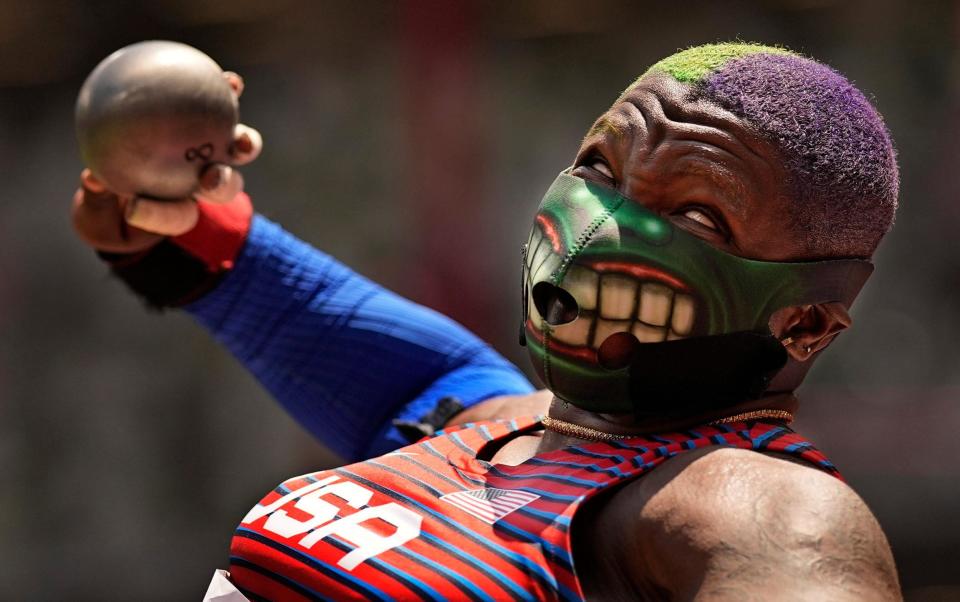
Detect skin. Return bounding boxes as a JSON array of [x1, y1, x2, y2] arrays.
[[73, 69, 899, 600], [453, 72, 901, 600]]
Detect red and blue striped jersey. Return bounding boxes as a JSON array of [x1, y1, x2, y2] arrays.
[[229, 417, 839, 601]]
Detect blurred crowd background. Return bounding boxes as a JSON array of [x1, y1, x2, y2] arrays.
[[1, 0, 958, 599]]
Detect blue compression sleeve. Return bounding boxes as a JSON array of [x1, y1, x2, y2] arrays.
[[185, 215, 534, 460]]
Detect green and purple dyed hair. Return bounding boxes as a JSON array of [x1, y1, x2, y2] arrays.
[[632, 43, 899, 258]]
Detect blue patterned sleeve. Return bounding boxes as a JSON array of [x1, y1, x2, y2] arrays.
[[184, 215, 535, 460]]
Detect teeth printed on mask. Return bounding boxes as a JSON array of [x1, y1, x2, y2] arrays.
[[564, 267, 598, 310], [671, 294, 695, 335], [593, 319, 632, 347], [632, 322, 666, 343], [670, 294, 693, 336], [600, 275, 637, 319], [638, 283, 672, 326], [527, 226, 698, 359], [552, 316, 592, 346]]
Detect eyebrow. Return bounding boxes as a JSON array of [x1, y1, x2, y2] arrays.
[[585, 115, 629, 142], [679, 160, 749, 217]]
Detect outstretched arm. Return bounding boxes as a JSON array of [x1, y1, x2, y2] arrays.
[[77, 174, 535, 462], [72, 64, 535, 459], [184, 214, 534, 460]]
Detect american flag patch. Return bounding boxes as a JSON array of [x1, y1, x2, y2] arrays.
[[440, 488, 540, 524]]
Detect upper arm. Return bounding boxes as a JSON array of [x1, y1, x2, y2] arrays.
[[625, 448, 901, 601]]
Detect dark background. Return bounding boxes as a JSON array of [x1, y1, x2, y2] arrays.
[[1, 1, 958, 599]]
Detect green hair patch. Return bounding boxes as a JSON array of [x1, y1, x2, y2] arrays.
[[639, 42, 796, 85]]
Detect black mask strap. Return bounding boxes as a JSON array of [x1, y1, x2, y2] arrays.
[[624, 331, 789, 420]]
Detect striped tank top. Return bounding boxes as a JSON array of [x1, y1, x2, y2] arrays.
[[229, 417, 839, 601]]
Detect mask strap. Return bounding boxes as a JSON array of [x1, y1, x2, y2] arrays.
[[781, 257, 874, 311], [627, 331, 789, 419], [519, 242, 529, 346]]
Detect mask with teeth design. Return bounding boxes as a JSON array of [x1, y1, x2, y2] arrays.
[[521, 172, 874, 418]]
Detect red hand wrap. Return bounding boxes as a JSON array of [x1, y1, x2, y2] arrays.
[[173, 193, 253, 272]]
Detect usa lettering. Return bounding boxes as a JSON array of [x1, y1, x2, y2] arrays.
[[241, 475, 422, 570]]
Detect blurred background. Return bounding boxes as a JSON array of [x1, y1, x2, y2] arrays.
[[1, 0, 958, 599]]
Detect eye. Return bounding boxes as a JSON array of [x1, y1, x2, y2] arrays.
[[572, 153, 617, 185], [681, 208, 717, 231], [590, 158, 614, 179], [671, 205, 732, 243]]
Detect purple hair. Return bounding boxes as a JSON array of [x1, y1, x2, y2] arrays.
[[697, 52, 899, 257]]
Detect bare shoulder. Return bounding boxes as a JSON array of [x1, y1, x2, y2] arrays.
[[605, 447, 901, 601]]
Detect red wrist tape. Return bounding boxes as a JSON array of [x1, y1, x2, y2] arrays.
[[172, 192, 254, 272]]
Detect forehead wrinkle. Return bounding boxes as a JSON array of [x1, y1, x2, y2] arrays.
[[669, 119, 769, 167], [614, 96, 755, 220], [622, 94, 667, 152], [625, 80, 771, 166], [667, 133, 751, 174], [655, 110, 768, 171]]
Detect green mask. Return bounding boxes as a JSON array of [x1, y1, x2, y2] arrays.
[[522, 172, 873, 416]]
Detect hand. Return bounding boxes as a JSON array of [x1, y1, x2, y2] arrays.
[[71, 71, 262, 253]]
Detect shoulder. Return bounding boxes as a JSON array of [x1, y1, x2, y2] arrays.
[[606, 447, 901, 600]]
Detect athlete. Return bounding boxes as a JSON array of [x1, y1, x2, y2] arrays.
[[73, 43, 902, 600]]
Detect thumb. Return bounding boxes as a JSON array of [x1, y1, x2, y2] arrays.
[[125, 196, 199, 236], [72, 169, 164, 253]]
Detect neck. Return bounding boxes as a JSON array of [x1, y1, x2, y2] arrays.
[[538, 391, 799, 451]]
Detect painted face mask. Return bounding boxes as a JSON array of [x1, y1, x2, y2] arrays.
[[521, 172, 873, 418]]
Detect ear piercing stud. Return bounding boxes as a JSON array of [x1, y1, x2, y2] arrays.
[[781, 336, 813, 354]]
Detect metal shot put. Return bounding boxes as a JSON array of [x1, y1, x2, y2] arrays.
[[76, 40, 239, 201]]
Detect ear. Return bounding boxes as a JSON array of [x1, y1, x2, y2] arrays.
[[768, 302, 852, 362]]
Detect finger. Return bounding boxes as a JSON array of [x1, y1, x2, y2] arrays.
[[229, 123, 262, 166], [197, 163, 244, 204], [76, 169, 121, 213], [125, 196, 199, 236], [72, 186, 163, 253], [223, 71, 244, 97], [81, 168, 107, 194]]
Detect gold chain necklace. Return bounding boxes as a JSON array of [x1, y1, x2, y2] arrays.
[[541, 416, 635, 442], [709, 409, 793, 425], [541, 410, 794, 442]]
